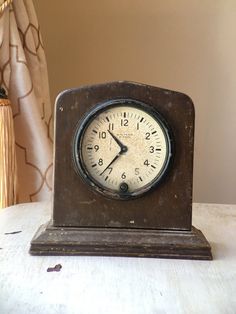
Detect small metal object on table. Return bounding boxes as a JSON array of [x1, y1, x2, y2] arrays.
[[0, 202, 236, 314]]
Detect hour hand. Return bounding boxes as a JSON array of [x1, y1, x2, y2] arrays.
[[107, 130, 128, 153]]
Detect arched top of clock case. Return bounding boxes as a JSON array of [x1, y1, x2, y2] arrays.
[[55, 81, 195, 118]]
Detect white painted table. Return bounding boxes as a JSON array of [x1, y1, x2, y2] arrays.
[[0, 202, 236, 314]]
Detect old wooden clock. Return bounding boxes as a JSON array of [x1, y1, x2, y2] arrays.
[[30, 81, 212, 259]]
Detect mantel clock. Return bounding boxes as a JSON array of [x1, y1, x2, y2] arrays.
[[30, 81, 212, 260]]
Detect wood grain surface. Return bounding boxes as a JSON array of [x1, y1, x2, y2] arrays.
[[0, 202, 236, 314]]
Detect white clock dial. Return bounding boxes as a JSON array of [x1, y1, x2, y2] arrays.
[[75, 101, 171, 198]]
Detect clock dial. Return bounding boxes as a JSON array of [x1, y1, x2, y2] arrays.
[[74, 100, 171, 199]]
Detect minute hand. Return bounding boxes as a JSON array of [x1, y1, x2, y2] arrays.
[[100, 152, 121, 176], [108, 130, 127, 152]]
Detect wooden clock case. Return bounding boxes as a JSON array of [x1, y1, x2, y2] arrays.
[[30, 81, 212, 260]]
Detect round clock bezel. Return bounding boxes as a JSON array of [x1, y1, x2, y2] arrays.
[[72, 98, 173, 200]]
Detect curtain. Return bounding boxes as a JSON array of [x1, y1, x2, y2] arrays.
[[0, 0, 53, 203]]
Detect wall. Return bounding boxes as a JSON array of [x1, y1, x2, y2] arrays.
[[34, 0, 236, 204]]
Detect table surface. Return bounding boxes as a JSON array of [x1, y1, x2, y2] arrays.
[[0, 202, 236, 314]]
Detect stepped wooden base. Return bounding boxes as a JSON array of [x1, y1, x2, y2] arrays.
[[30, 222, 212, 260]]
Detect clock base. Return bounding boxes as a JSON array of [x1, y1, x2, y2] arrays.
[[30, 222, 212, 260]]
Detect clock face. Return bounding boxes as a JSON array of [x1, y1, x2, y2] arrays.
[[73, 99, 172, 199]]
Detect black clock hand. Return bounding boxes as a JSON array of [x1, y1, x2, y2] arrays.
[[107, 130, 128, 153], [100, 152, 121, 176], [100, 130, 128, 175]]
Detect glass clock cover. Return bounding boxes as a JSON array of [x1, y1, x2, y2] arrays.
[[73, 99, 172, 199]]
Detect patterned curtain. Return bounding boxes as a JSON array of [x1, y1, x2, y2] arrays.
[[0, 0, 53, 203]]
